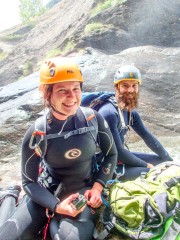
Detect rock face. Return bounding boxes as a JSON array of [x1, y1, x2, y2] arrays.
[[0, 0, 180, 188], [0, 0, 179, 86]]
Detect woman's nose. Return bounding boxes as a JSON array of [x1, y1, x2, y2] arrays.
[[67, 90, 75, 97]]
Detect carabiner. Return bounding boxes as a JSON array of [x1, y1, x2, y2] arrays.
[[29, 131, 45, 149]]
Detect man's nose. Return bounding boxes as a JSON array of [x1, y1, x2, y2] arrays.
[[127, 86, 134, 92]]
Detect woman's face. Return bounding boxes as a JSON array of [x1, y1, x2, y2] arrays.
[[50, 81, 82, 119]]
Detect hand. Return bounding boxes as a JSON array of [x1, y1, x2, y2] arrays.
[[55, 193, 87, 217], [84, 183, 103, 208], [147, 163, 154, 169]]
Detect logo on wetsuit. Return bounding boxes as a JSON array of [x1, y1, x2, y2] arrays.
[[102, 163, 112, 175], [64, 149, 82, 159]]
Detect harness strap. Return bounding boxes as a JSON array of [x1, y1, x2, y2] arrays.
[[164, 177, 180, 189], [45, 126, 95, 140], [93, 215, 116, 240], [80, 107, 98, 144], [118, 108, 126, 129], [31, 107, 98, 158]]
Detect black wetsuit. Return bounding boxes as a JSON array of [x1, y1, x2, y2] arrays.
[[0, 107, 117, 240]]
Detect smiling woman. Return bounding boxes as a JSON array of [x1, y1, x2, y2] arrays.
[[0, 56, 117, 240]]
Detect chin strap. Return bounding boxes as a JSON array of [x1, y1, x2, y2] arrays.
[[50, 105, 67, 116]]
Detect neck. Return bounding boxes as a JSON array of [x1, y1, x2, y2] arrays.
[[50, 105, 69, 120], [52, 111, 69, 120]]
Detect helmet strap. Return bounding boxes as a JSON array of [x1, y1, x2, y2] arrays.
[[51, 105, 67, 116]]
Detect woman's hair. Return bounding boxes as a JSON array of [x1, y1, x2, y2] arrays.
[[39, 84, 54, 108]]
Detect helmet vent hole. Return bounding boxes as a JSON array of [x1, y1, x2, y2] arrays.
[[50, 68, 55, 77]]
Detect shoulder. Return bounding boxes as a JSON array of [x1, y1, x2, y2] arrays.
[[98, 103, 119, 127], [98, 102, 118, 117], [22, 121, 36, 145], [80, 106, 105, 123], [99, 102, 119, 123], [130, 110, 144, 126], [23, 114, 47, 143], [132, 109, 141, 118]]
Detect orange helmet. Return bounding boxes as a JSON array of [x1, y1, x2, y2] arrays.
[[40, 57, 84, 84]]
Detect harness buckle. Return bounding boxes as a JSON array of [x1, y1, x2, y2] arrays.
[[77, 127, 86, 134], [140, 172, 147, 179], [163, 177, 178, 189], [105, 221, 114, 232]]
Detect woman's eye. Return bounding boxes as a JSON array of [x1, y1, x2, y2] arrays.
[[59, 89, 66, 92]]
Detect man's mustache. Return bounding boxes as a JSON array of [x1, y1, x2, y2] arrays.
[[117, 92, 139, 110]]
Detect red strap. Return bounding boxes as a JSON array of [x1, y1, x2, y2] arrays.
[[43, 216, 51, 240], [35, 131, 46, 136], [39, 167, 44, 174]]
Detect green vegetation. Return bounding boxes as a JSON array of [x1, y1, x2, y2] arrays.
[[19, 0, 46, 24], [62, 40, 75, 54], [91, 0, 127, 17], [0, 52, 6, 61], [44, 40, 75, 59], [85, 23, 113, 34], [45, 48, 62, 58], [19, 61, 33, 79], [0, 34, 23, 42]]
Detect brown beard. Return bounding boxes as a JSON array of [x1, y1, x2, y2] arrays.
[[117, 92, 139, 111]]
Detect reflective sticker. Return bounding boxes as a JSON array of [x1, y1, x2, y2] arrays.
[[104, 119, 109, 128], [64, 149, 82, 159], [50, 68, 55, 76], [130, 72, 134, 78]]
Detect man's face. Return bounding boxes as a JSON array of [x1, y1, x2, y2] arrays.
[[115, 80, 139, 111]]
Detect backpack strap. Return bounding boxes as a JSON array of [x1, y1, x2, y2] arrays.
[[45, 107, 98, 142], [29, 107, 98, 158], [163, 177, 180, 189], [79, 106, 98, 143], [93, 214, 116, 240]]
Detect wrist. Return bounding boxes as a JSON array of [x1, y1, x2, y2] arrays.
[[92, 182, 103, 192], [54, 201, 60, 213]]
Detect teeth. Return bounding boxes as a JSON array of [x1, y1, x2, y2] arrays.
[[65, 103, 74, 106]]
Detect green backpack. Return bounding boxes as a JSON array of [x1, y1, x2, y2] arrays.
[[95, 161, 180, 240]]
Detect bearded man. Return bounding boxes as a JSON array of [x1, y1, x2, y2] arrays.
[[97, 65, 173, 181]]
